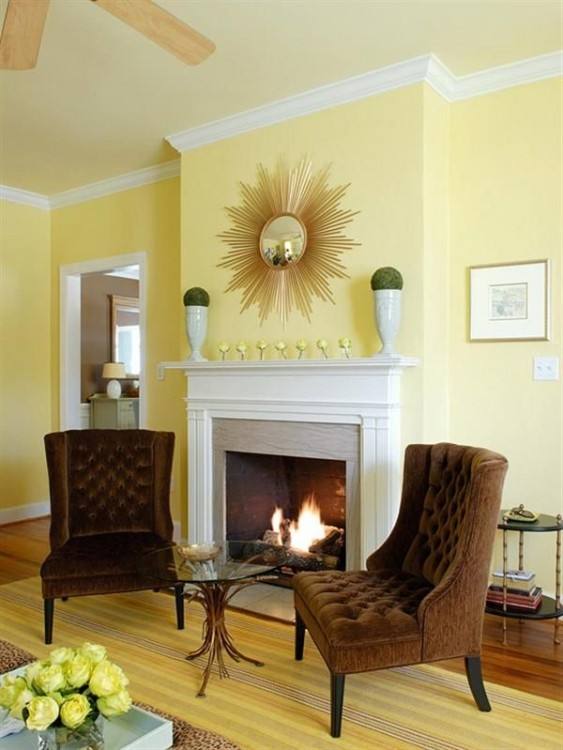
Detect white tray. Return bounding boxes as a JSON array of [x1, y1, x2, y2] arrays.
[[0, 668, 173, 749]]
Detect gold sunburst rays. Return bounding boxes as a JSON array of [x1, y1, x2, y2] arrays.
[[218, 158, 360, 325]]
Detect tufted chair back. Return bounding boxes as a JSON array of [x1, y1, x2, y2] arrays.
[[401, 443, 480, 586], [45, 430, 174, 550], [365, 442, 507, 659]]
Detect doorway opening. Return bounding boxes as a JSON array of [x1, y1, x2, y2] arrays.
[[59, 252, 147, 430]]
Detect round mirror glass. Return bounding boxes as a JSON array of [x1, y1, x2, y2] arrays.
[[259, 214, 306, 269]]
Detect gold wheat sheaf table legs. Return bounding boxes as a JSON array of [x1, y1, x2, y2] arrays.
[[185, 580, 265, 697]]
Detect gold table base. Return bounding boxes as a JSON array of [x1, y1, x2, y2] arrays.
[[185, 579, 265, 696]]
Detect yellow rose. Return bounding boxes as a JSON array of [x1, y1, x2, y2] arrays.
[[9, 685, 34, 720], [78, 643, 107, 665], [97, 689, 132, 717], [63, 655, 91, 689], [35, 664, 66, 695], [24, 660, 44, 689], [0, 674, 27, 709], [89, 661, 128, 697], [49, 647, 75, 665], [59, 694, 91, 730], [25, 696, 59, 731]]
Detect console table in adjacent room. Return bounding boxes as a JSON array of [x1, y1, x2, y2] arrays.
[[486, 511, 562, 645], [89, 394, 139, 429]]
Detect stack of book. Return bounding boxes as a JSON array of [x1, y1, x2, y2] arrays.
[[486, 569, 542, 612]]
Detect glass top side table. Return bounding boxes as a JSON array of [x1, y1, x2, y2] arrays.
[[485, 511, 563, 645], [139, 542, 280, 696]]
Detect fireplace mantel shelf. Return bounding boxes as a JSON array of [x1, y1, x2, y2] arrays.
[[157, 355, 418, 380]]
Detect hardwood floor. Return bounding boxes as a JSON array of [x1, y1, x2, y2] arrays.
[[0, 517, 561, 702]]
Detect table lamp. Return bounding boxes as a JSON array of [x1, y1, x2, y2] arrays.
[[102, 362, 126, 399]]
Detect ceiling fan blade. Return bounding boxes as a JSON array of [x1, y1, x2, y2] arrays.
[[0, 0, 50, 70], [91, 0, 215, 66]]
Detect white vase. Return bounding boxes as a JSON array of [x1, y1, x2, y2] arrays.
[[185, 306, 208, 361], [373, 289, 401, 355]]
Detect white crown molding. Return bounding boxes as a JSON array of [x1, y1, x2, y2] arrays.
[[446, 50, 563, 101], [166, 55, 434, 152], [49, 159, 180, 209], [0, 185, 50, 210], [167, 51, 563, 152], [1, 51, 561, 205], [1, 160, 180, 210], [425, 55, 458, 100]]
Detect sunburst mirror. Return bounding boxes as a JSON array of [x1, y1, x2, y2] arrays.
[[218, 158, 360, 324]]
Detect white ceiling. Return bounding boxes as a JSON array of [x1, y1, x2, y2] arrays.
[[0, 0, 561, 194]]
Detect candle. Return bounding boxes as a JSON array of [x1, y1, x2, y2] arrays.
[[296, 339, 307, 360], [274, 341, 288, 359], [218, 342, 230, 361], [256, 340, 268, 361], [316, 339, 329, 359], [338, 337, 352, 359]]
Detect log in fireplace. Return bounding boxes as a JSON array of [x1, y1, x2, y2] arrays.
[[226, 451, 346, 578]]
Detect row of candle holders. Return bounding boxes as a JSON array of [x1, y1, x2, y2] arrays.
[[217, 338, 352, 361]]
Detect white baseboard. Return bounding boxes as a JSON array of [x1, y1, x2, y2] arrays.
[[0, 500, 50, 526]]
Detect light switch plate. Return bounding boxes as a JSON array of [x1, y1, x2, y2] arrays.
[[533, 356, 560, 381]]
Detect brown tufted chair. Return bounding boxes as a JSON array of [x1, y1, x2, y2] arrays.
[[41, 430, 184, 644], [293, 443, 508, 737]]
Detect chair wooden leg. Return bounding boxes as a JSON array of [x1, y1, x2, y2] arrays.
[[295, 610, 305, 661], [174, 584, 185, 630], [465, 656, 491, 711], [44, 599, 54, 645], [330, 673, 346, 737]]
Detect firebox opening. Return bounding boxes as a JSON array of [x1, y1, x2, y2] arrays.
[[225, 452, 346, 581]]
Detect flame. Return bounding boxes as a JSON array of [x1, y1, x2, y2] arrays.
[[270, 496, 327, 551], [289, 495, 326, 552], [271, 507, 283, 545]]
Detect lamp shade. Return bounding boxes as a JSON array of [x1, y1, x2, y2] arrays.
[[102, 362, 126, 379]]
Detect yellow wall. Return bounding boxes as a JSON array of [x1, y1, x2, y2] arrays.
[[2, 75, 561, 597], [181, 85, 428, 448], [50, 179, 187, 524], [449, 78, 563, 587], [180, 77, 562, 588], [422, 87, 450, 442], [0, 200, 52, 512]]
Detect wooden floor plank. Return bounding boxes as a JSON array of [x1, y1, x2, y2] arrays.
[[0, 517, 561, 702]]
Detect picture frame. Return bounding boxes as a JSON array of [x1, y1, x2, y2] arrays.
[[469, 260, 550, 342]]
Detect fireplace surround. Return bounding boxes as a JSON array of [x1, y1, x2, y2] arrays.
[[157, 356, 417, 567]]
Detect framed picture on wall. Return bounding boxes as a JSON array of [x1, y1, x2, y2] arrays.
[[469, 260, 550, 341]]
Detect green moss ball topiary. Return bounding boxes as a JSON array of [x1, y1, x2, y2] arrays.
[[183, 287, 210, 307], [370, 267, 403, 291]]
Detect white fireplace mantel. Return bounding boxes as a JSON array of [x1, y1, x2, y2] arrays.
[[158, 356, 418, 563]]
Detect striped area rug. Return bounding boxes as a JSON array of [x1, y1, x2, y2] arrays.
[[0, 578, 560, 750]]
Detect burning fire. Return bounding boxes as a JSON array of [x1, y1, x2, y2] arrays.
[[271, 495, 327, 552], [271, 507, 284, 546]]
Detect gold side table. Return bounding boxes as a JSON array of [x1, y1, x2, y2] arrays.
[[485, 511, 562, 645]]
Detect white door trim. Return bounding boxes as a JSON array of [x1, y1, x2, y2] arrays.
[[59, 252, 148, 430]]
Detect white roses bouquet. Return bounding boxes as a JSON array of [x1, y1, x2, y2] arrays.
[[0, 642, 131, 737]]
